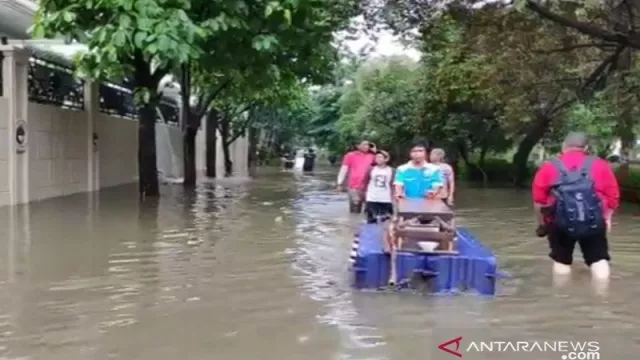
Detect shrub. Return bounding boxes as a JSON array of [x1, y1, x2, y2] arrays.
[[615, 165, 640, 188], [457, 158, 537, 183]]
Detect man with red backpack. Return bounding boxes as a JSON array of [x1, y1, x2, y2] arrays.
[[532, 132, 620, 280]]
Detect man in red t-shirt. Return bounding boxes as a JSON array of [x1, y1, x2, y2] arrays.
[[532, 132, 619, 280], [337, 140, 376, 213]]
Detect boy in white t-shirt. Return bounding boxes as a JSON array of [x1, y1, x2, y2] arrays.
[[363, 150, 395, 223]]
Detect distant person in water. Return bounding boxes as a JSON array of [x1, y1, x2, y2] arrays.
[[394, 140, 445, 200], [328, 154, 338, 166], [429, 148, 455, 206], [281, 152, 294, 170], [337, 140, 376, 213], [303, 148, 316, 172], [294, 148, 305, 171]]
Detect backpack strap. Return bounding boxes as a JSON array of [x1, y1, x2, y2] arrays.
[[579, 156, 596, 178], [551, 159, 569, 182]]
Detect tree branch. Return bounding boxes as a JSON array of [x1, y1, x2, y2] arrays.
[[194, 79, 232, 119], [531, 42, 617, 54], [225, 116, 253, 146], [623, 0, 635, 32], [542, 45, 623, 118], [577, 45, 624, 96], [526, 0, 640, 49], [220, 104, 259, 146]]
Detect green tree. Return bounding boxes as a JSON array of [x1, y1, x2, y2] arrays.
[[183, 0, 360, 181], [32, 0, 206, 197], [307, 86, 345, 154]]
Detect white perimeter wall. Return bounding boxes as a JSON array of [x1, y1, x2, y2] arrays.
[[0, 97, 10, 206], [0, 100, 249, 207]]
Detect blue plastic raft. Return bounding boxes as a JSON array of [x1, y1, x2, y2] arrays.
[[350, 224, 504, 295]]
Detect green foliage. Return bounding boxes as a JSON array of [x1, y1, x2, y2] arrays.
[[617, 166, 640, 188], [33, 0, 205, 96], [335, 56, 420, 155], [307, 86, 344, 153], [301, 2, 640, 188], [563, 97, 616, 156]]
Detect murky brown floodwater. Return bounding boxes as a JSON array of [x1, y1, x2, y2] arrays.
[[1, 167, 639, 360]]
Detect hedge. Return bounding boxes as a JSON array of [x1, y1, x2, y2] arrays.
[[456, 158, 640, 203]]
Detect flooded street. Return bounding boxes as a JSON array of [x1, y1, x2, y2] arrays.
[[1, 167, 640, 360]]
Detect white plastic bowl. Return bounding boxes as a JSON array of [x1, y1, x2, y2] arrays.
[[417, 241, 439, 252]]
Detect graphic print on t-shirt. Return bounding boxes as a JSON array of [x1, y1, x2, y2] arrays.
[[373, 174, 388, 188]]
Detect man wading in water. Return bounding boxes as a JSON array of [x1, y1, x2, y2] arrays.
[[337, 140, 376, 213], [532, 132, 619, 281]]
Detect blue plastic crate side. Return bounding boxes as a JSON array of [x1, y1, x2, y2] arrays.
[[353, 253, 375, 288], [423, 256, 452, 293], [352, 267, 367, 289], [354, 254, 498, 295], [457, 228, 490, 256], [455, 229, 484, 257], [468, 258, 497, 295], [356, 224, 385, 257], [353, 252, 430, 289], [417, 256, 497, 295], [447, 257, 494, 295], [456, 256, 472, 291], [395, 252, 424, 286], [456, 227, 494, 259], [370, 253, 386, 288]]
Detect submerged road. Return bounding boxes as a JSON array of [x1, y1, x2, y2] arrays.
[[0, 167, 639, 359]]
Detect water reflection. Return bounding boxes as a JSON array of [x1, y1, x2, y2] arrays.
[[0, 168, 638, 359]]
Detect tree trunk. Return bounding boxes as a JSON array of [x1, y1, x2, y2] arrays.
[[181, 63, 197, 188], [138, 101, 160, 198], [615, 49, 636, 160], [183, 125, 197, 187], [447, 146, 459, 178], [222, 141, 233, 176], [248, 124, 258, 177], [219, 118, 233, 176], [479, 142, 489, 168], [205, 110, 218, 178], [511, 114, 552, 187], [458, 141, 487, 185]]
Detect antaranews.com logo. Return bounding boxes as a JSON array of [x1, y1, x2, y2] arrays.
[[438, 337, 600, 359]]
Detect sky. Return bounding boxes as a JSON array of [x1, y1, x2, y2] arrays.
[[344, 29, 421, 60], [340, 16, 422, 61]]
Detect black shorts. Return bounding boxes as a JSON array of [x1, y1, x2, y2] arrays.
[[365, 202, 393, 223], [547, 225, 610, 266]]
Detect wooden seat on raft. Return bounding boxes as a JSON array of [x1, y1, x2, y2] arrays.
[[392, 199, 456, 253]]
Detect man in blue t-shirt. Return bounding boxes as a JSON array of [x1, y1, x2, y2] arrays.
[[394, 140, 445, 199]]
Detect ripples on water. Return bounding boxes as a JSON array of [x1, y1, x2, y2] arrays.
[[0, 168, 639, 359]]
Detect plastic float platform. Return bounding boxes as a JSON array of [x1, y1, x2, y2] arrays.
[[349, 200, 506, 295]]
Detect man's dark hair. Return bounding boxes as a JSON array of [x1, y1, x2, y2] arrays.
[[410, 138, 428, 150]]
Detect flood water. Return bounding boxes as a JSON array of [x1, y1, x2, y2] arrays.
[[0, 167, 639, 360]]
